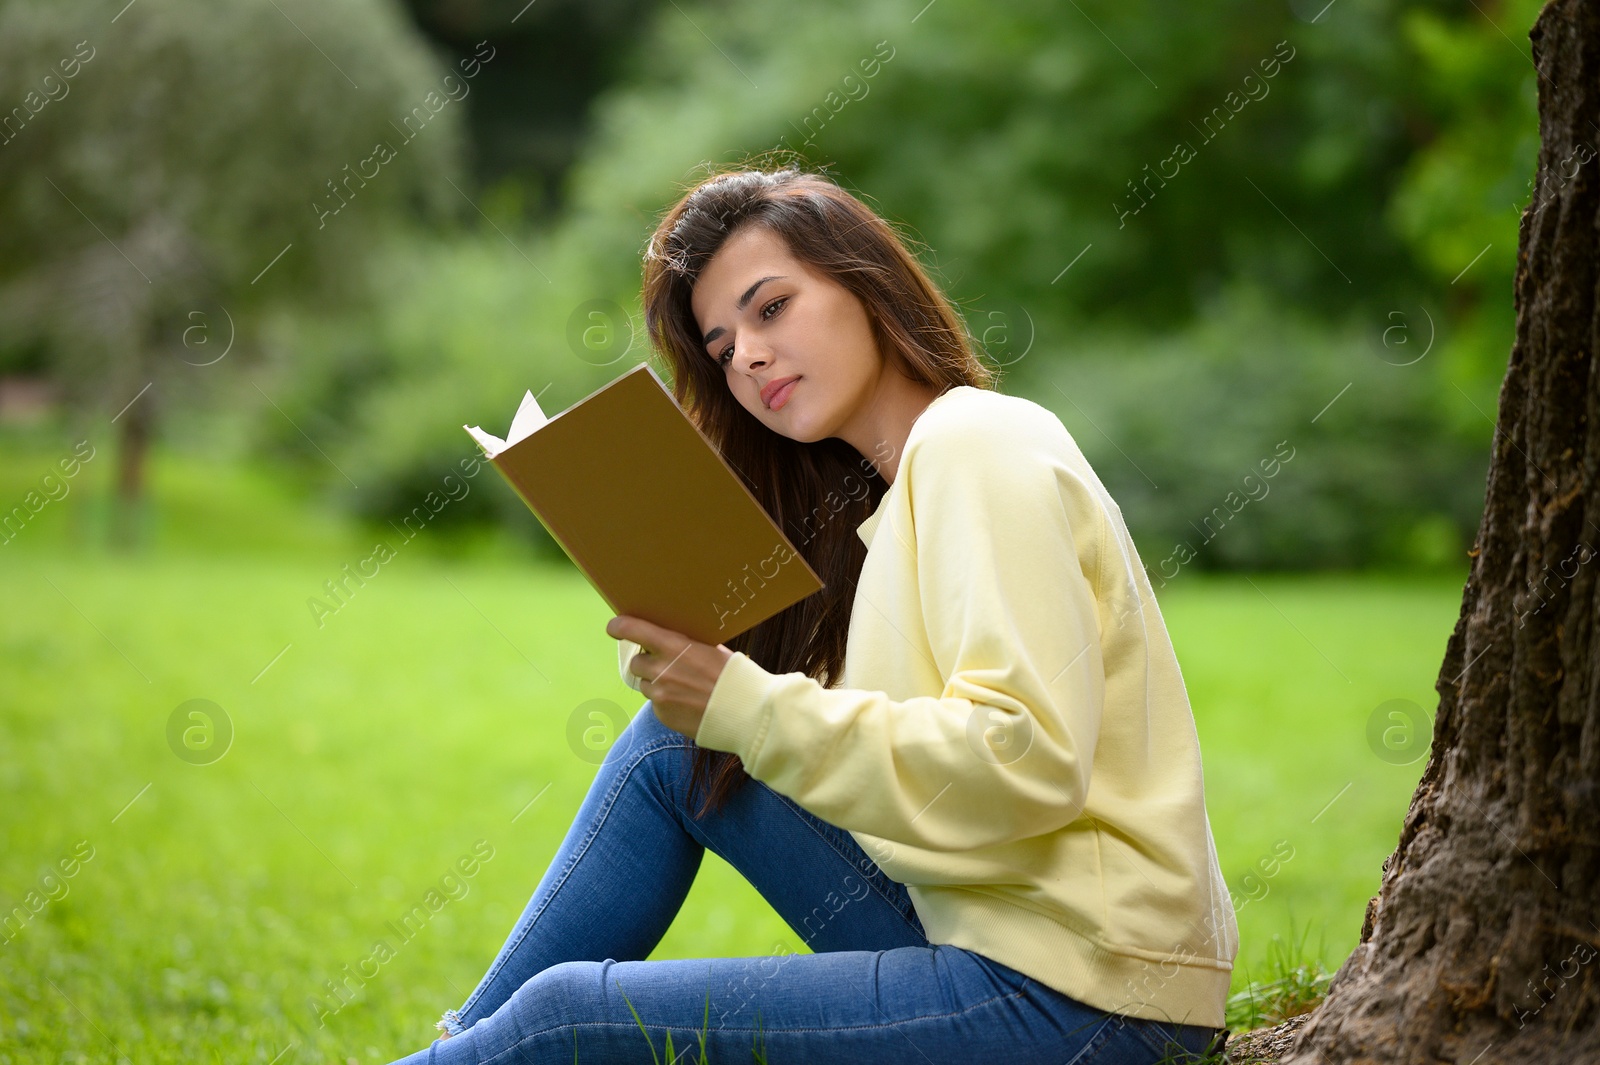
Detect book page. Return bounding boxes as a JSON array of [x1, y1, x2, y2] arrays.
[[506, 389, 548, 445], [464, 389, 548, 459]]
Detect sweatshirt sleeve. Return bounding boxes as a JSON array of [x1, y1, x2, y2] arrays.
[[617, 637, 645, 693], [693, 419, 1107, 852]]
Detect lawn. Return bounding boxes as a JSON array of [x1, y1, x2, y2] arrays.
[[0, 447, 1465, 1062]]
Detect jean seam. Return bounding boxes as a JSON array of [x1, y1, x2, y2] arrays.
[[1129, 1015, 1213, 1060], [478, 982, 1032, 1065], [1133, 1018, 1178, 1058], [1060, 1015, 1116, 1065], [455, 737, 695, 1022], [769, 789, 925, 937]]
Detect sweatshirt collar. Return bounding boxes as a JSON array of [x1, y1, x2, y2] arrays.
[[856, 384, 971, 547]]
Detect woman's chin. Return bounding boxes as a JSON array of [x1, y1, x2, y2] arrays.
[[770, 418, 823, 443], [758, 394, 831, 443]]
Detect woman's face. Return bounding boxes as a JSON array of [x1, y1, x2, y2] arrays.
[[690, 223, 884, 444]]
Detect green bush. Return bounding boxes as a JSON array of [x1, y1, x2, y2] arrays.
[[1006, 281, 1488, 573]]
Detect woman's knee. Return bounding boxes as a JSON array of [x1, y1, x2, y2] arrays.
[[524, 959, 602, 1027], [601, 701, 695, 798], [446, 962, 599, 1057], [605, 700, 682, 757]]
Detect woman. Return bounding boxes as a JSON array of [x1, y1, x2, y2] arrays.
[[388, 165, 1237, 1064]]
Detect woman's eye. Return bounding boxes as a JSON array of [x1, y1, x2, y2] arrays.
[[715, 297, 788, 369]]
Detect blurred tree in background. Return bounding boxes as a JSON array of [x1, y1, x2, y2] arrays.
[[0, 0, 463, 543]]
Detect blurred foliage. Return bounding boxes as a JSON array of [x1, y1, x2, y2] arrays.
[[0, 0, 1553, 569], [1384, 0, 1547, 431], [1009, 280, 1488, 573], [251, 224, 641, 559], [556, 0, 1439, 324], [397, 0, 663, 211]]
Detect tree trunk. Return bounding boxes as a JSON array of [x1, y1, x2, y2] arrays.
[[1281, 2, 1600, 1062], [112, 379, 153, 550]]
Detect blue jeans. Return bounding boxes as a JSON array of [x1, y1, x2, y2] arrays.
[[385, 701, 1225, 1064]]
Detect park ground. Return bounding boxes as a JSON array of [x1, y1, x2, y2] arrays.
[[0, 445, 1460, 1062]]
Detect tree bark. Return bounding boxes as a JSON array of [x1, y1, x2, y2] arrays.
[[112, 375, 153, 550], [1282, 2, 1600, 1062]]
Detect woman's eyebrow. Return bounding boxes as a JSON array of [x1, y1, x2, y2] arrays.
[[702, 275, 787, 349]]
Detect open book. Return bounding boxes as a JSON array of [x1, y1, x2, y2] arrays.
[[464, 363, 824, 645], [463, 388, 553, 459]]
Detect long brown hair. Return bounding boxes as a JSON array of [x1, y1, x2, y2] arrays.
[[640, 159, 994, 819]]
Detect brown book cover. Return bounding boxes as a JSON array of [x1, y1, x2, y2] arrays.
[[464, 362, 824, 645]]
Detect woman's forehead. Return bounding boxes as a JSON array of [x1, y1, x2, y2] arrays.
[[692, 228, 800, 319]]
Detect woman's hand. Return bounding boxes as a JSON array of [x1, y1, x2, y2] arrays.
[[606, 615, 735, 738]]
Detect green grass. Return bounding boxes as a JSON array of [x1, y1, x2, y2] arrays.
[[0, 443, 1466, 1062], [1224, 915, 1335, 1033]]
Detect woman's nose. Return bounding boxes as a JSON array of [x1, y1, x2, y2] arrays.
[[732, 340, 771, 373]]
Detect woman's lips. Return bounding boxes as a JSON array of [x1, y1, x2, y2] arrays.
[[766, 377, 800, 411]]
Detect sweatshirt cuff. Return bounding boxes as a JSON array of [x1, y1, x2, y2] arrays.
[[617, 639, 645, 693], [694, 651, 780, 761]]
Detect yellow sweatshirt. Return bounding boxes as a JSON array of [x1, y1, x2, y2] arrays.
[[616, 384, 1238, 1029]]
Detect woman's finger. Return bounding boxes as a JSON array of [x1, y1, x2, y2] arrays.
[[607, 614, 677, 652]]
